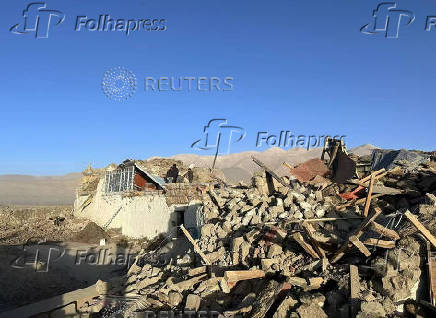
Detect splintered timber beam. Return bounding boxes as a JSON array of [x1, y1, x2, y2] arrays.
[[224, 270, 266, 289], [359, 168, 386, 184], [405, 210, 436, 248], [292, 232, 320, 259], [350, 169, 387, 187], [287, 216, 365, 224], [370, 222, 400, 241], [252, 156, 289, 188], [363, 238, 396, 249], [330, 208, 382, 264], [180, 225, 211, 265], [426, 241, 436, 306], [302, 222, 326, 258], [363, 173, 375, 217], [349, 265, 360, 318], [249, 280, 283, 318], [350, 236, 371, 257]]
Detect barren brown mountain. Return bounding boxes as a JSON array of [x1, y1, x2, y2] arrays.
[[0, 145, 377, 206]]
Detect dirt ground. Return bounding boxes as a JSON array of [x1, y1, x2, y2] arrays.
[[0, 206, 142, 313]]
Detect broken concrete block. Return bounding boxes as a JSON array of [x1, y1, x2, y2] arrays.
[[250, 214, 261, 225], [273, 295, 298, 318], [261, 258, 279, 273], [303, 209, 315, 219], [315, 207, 326, 218], [293, 211, 304, 219], [127, 263, 142, 276], [136, 272, 163, 290], [173, 274, 207, 292], [185, 294, 201, 311], [267, 244, 283, 258], [359, 301, 386, 317], [296, 303, 328, 318], [195, 277, 222, 297], [242, 213, 253, 226], [168, 291, 183, 307], [287, 276, 308, 288], [240, 241, 251, 263], [290, 191, 306, 203], [284, 196, 293, 208], [188, 266, 207, 277], [300, 292, 325, 307], [205, 246, 226, 264], [279, 211, 289, 219], [268, 206, 285, 218], [299, 201, 312, 211], [201, 224, 215, 237]]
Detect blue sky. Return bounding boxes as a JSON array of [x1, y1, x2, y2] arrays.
[[1, 0, 435, 175]]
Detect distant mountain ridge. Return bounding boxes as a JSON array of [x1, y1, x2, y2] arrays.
[[0, 144, 378, 206], [169, 144, 379, 183]]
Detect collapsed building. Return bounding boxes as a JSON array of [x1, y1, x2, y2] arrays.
[[74, 159, 207, 239], [66, 146, 436, 318], [7, 145, 436, 317]]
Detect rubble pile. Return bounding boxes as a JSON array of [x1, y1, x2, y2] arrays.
[[77, 157, 436, 318], [0, 206, 85, 245]]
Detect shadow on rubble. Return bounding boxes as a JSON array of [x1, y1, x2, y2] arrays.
[[0, 238, 130, 318]]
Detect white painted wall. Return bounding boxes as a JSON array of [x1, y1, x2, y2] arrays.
[[74, 180, 202, 239]]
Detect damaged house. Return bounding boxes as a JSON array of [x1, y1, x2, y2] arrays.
[[74, 160, 204, 239]]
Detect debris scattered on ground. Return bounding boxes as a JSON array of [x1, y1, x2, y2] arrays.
[[4, 145, 436, 317], [0, 206, 82, 245], [71, 145, 436, 318]]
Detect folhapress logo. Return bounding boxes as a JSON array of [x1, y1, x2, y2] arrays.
[[361, 2, 415, 38], [191, 119, 246, 155], [10, 2, 167, 39], [10, 2, 65, 39]]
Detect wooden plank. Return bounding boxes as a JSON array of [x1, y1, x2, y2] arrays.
[[427, 241, 436, 306], [363, 238, 396, 249], [370, 222, 400, 241], [349, 265, 360, 318], [292, 232, 320, 259], [180, 224, 211, 265], [249, 280, 283, 318], [359, 169, 385, 183], [330, 208, 382, 264], [286, 216, 365, 224], [404, 211, 436, 248], [302, 222, 328, 272], [350, 171, 387, 187], [363, 173, 375, 217], [224, 270, 265, 289], [431, 256, 436, 306], [302, 222, 326, 258], [350, 236, 371, 257]]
